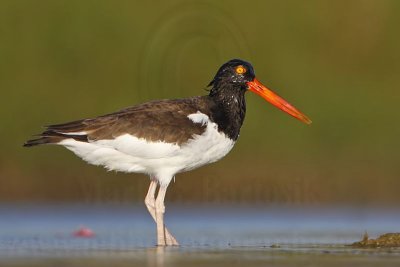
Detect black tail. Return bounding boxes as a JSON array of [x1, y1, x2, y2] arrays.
[[24, 129, 88, 147], [23, 136, 60, 147], [24, 118, 90, 147]]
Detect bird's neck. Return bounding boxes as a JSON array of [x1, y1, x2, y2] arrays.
[[208, 84, 246, 140]]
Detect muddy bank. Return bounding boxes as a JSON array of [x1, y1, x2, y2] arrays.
[[352, 233, 400, 248]]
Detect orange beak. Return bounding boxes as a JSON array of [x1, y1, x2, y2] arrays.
[[247, 78, 312, 125]]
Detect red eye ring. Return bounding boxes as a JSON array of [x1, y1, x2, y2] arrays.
[[235, 65, 247, 74]]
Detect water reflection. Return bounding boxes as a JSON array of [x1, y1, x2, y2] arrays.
[[1, 203, 399, 254], [1, 203, 400, 266]]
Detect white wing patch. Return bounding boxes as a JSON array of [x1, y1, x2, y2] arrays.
[[95, 134, 180, 159], [187, 111, 209, 126], [61, 131, 87, 135]]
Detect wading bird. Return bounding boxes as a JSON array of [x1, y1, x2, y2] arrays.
[[24, 59, 311, 246]]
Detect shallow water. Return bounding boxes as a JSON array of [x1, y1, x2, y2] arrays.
[[1, 204, 400, 266]]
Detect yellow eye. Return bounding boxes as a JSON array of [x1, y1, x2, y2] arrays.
[[235, 65, 246, 74]]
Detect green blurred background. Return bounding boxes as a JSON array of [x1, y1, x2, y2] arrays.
[[0, 0, 399, 205]]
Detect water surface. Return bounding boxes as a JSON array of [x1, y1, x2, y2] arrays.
[[1, 204, 399, 266]]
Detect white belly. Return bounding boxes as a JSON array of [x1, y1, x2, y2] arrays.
[[59, 112, 235, 186]]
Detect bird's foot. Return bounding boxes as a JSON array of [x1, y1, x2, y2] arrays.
[[157, 233, 179, 246], [165, 231, 179, 246]]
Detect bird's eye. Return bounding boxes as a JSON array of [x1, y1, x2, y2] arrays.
[[235, 65, 247, 74]]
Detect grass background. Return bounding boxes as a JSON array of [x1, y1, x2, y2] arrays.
[[0, 0, 399, 204]]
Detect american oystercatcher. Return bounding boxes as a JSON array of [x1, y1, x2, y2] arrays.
[[24, 59, 311, 246]]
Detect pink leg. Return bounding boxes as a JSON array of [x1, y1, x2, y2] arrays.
[[144, 179, 178, 246]]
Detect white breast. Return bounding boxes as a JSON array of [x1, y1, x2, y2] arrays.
[[59, 112, 235, 186]]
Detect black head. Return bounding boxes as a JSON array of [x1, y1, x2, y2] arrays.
[[207, 58, 312, 125], [208, 59, 256, 95]]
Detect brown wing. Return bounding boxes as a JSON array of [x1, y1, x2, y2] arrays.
[[24, 97, 210, 147]]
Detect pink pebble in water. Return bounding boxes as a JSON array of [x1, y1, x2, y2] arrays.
[[73, 226, 95, 238]]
